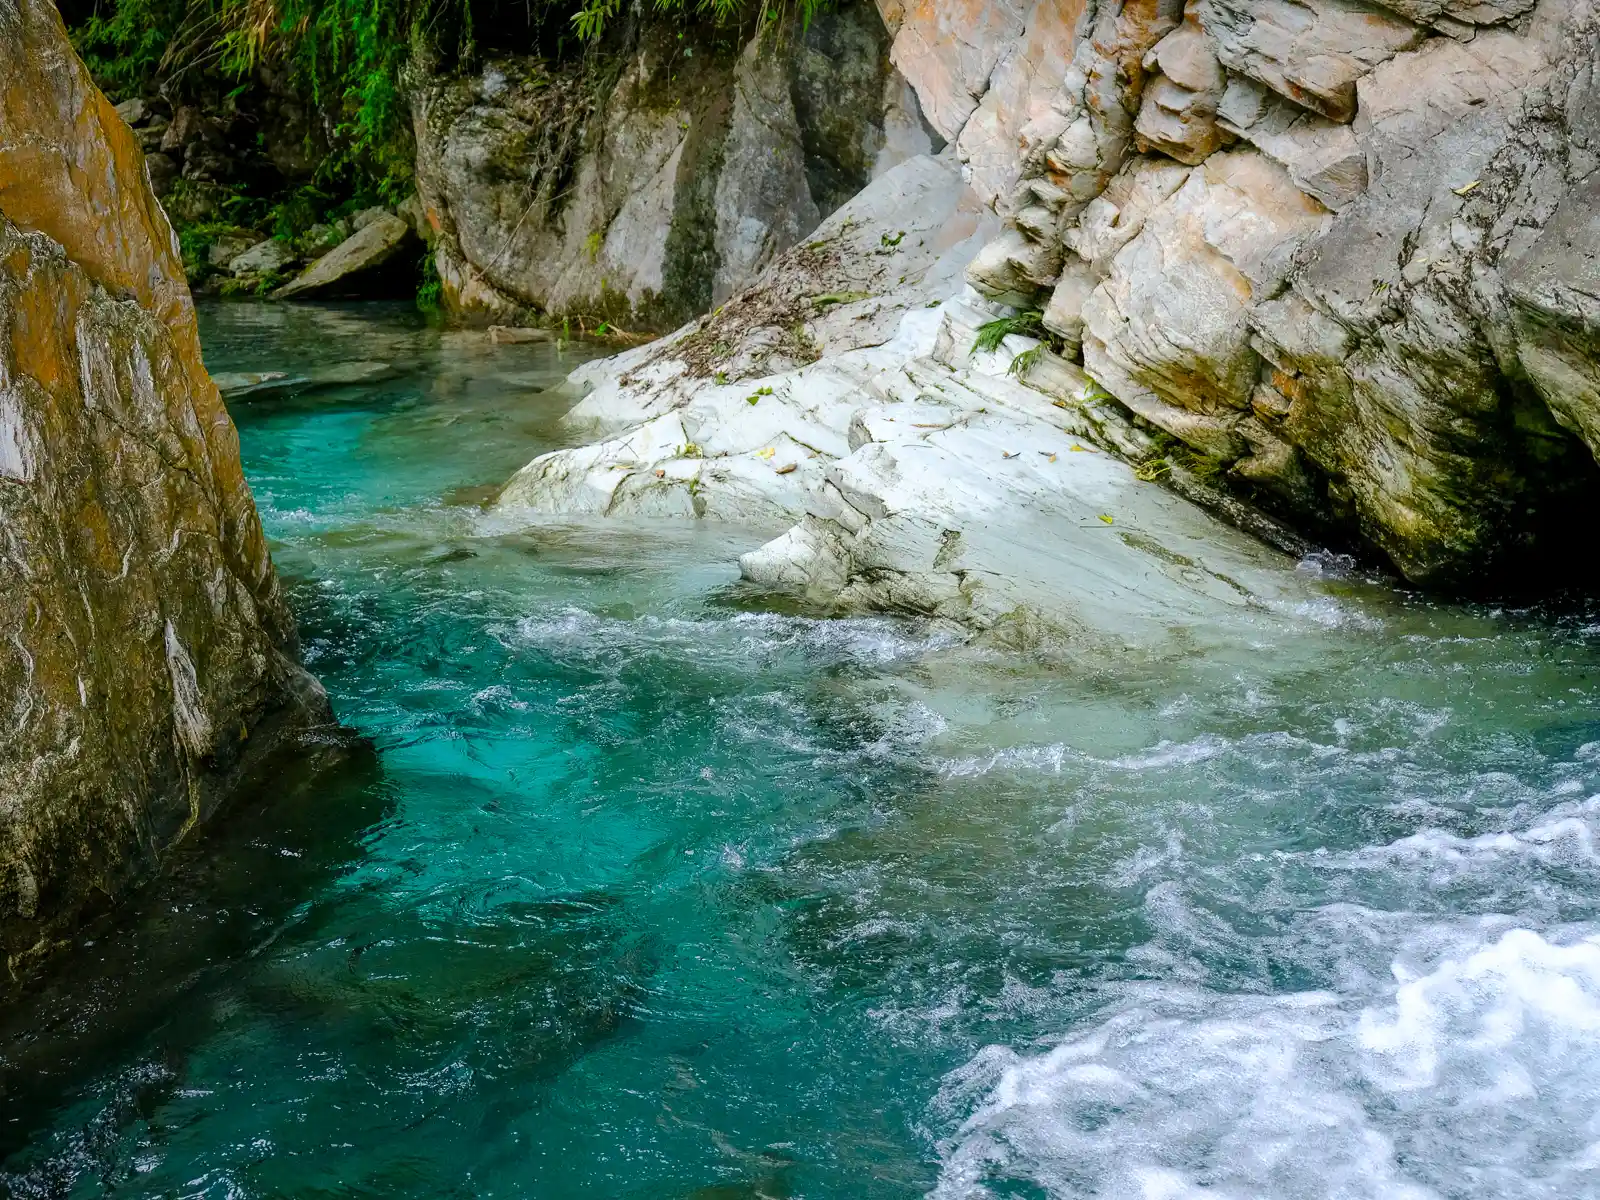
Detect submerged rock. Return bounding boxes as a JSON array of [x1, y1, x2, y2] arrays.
[[0, 0, 336, 976]]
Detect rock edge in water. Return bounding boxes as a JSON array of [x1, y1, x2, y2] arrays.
[[495, 0, 1600, 624], [0, 0, 339, 979]]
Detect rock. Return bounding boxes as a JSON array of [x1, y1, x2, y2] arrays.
[[1216, 83, 1367, 210], [293, 219, 351, 258], [394, 194, 427, 237], [488, 325, 552, 344], [114, 96, 146, 126], [143, 150, 178, 198], [495, 154, 995, 522], [885, 0, 1030, 144], [737, 355, 1309, 649], [1041, 254, 1099, 354], [181, 143, 232, 183], [950, 0, 1083, 203], [350, 206, 390, 231], [948, 0, 1600, 590], [966, 226, 1063, 304], [1506, 174, 1600, 457], [711, 35, 822, 306], [412, 6, 903, 331], [1081, 150, 1330, 458], [212, 361, 401, 399], [1370, 0, 1536, 24], [212, 370, 303, 398], [1196, 0, 1424, 122], [208, 232, 257, 269], [273, 213, 414, 300], [0, 0, 334, 975], [159, 104, 201, 153], [1133, 14, 1228, 165], [137, 118, 167, 153], [228, 237, 296, 275]]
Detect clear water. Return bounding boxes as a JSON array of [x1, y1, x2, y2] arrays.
[[6, 302, 1600, 1199]]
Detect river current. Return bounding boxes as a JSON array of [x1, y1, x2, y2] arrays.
[[5, 302, 1600, 1198]]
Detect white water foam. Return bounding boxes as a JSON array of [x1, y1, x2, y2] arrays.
[[932, 926, 1600, 1199], [502, 607, 959, 668]]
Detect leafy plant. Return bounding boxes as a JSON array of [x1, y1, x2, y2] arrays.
[[416, 250, 443, 312], [1007, 346, 1043, 378], [972, 310, 1045, 355]]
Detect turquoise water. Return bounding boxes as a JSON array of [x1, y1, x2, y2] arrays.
[[7, 303, 1600, 1198]]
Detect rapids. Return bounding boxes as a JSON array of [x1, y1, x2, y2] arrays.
[[3, 303, 1600, 1199]]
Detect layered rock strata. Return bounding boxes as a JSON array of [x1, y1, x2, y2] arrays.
[[966, 0, 1600, 589], [0, 0, 334, 975]]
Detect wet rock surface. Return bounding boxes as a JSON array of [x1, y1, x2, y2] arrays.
[[0, 0, 336, 977]]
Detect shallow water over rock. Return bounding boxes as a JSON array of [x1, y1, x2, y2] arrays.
[[5, 303, 1600, 1198]]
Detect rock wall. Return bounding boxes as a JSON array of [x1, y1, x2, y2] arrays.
[[412, 2, 938, 330], [961, 0, 1600, 588], [0, 0, 333, 975]]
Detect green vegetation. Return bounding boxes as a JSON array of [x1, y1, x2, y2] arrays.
[[971, 310, 1046, 355], [68, 0, 832, 305], [71, 0, 832, 198]]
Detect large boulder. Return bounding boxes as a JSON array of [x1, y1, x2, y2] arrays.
[[0, 0, 333, 974], [274, 212, 415, 300]]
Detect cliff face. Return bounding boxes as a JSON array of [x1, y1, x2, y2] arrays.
[[961, 0, 1600, 588], [0, 0, 332, 975], [412, 2, 938, 330], [482, 0, 1600, 638]]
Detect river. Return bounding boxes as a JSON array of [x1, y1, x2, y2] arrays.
[[4, 302, 1600, 1198]]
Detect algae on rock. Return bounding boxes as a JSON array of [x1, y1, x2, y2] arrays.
[[0, 0, 335, 977]]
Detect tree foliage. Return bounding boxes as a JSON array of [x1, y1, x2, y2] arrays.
[[70, 0, 835, 192]]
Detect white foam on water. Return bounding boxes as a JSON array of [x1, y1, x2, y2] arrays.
[[1360, 794, 1600, 865], [931, 927, 1600, 1200], [501, 607, 958, 669]]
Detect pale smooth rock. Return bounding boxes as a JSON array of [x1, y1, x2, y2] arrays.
[[229, 237, 296, 275]]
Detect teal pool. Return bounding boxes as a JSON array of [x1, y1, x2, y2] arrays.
[[6, 302, 1600, 1199]]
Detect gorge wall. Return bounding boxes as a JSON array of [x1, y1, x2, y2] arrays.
[[412, 2, 940, 329], [956, 0, 1600, 589], [0, 0, 333, 977]]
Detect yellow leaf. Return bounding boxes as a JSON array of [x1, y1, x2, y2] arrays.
[[1098, 514, 1114, 525], [1453, 180, 1481, 197]]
